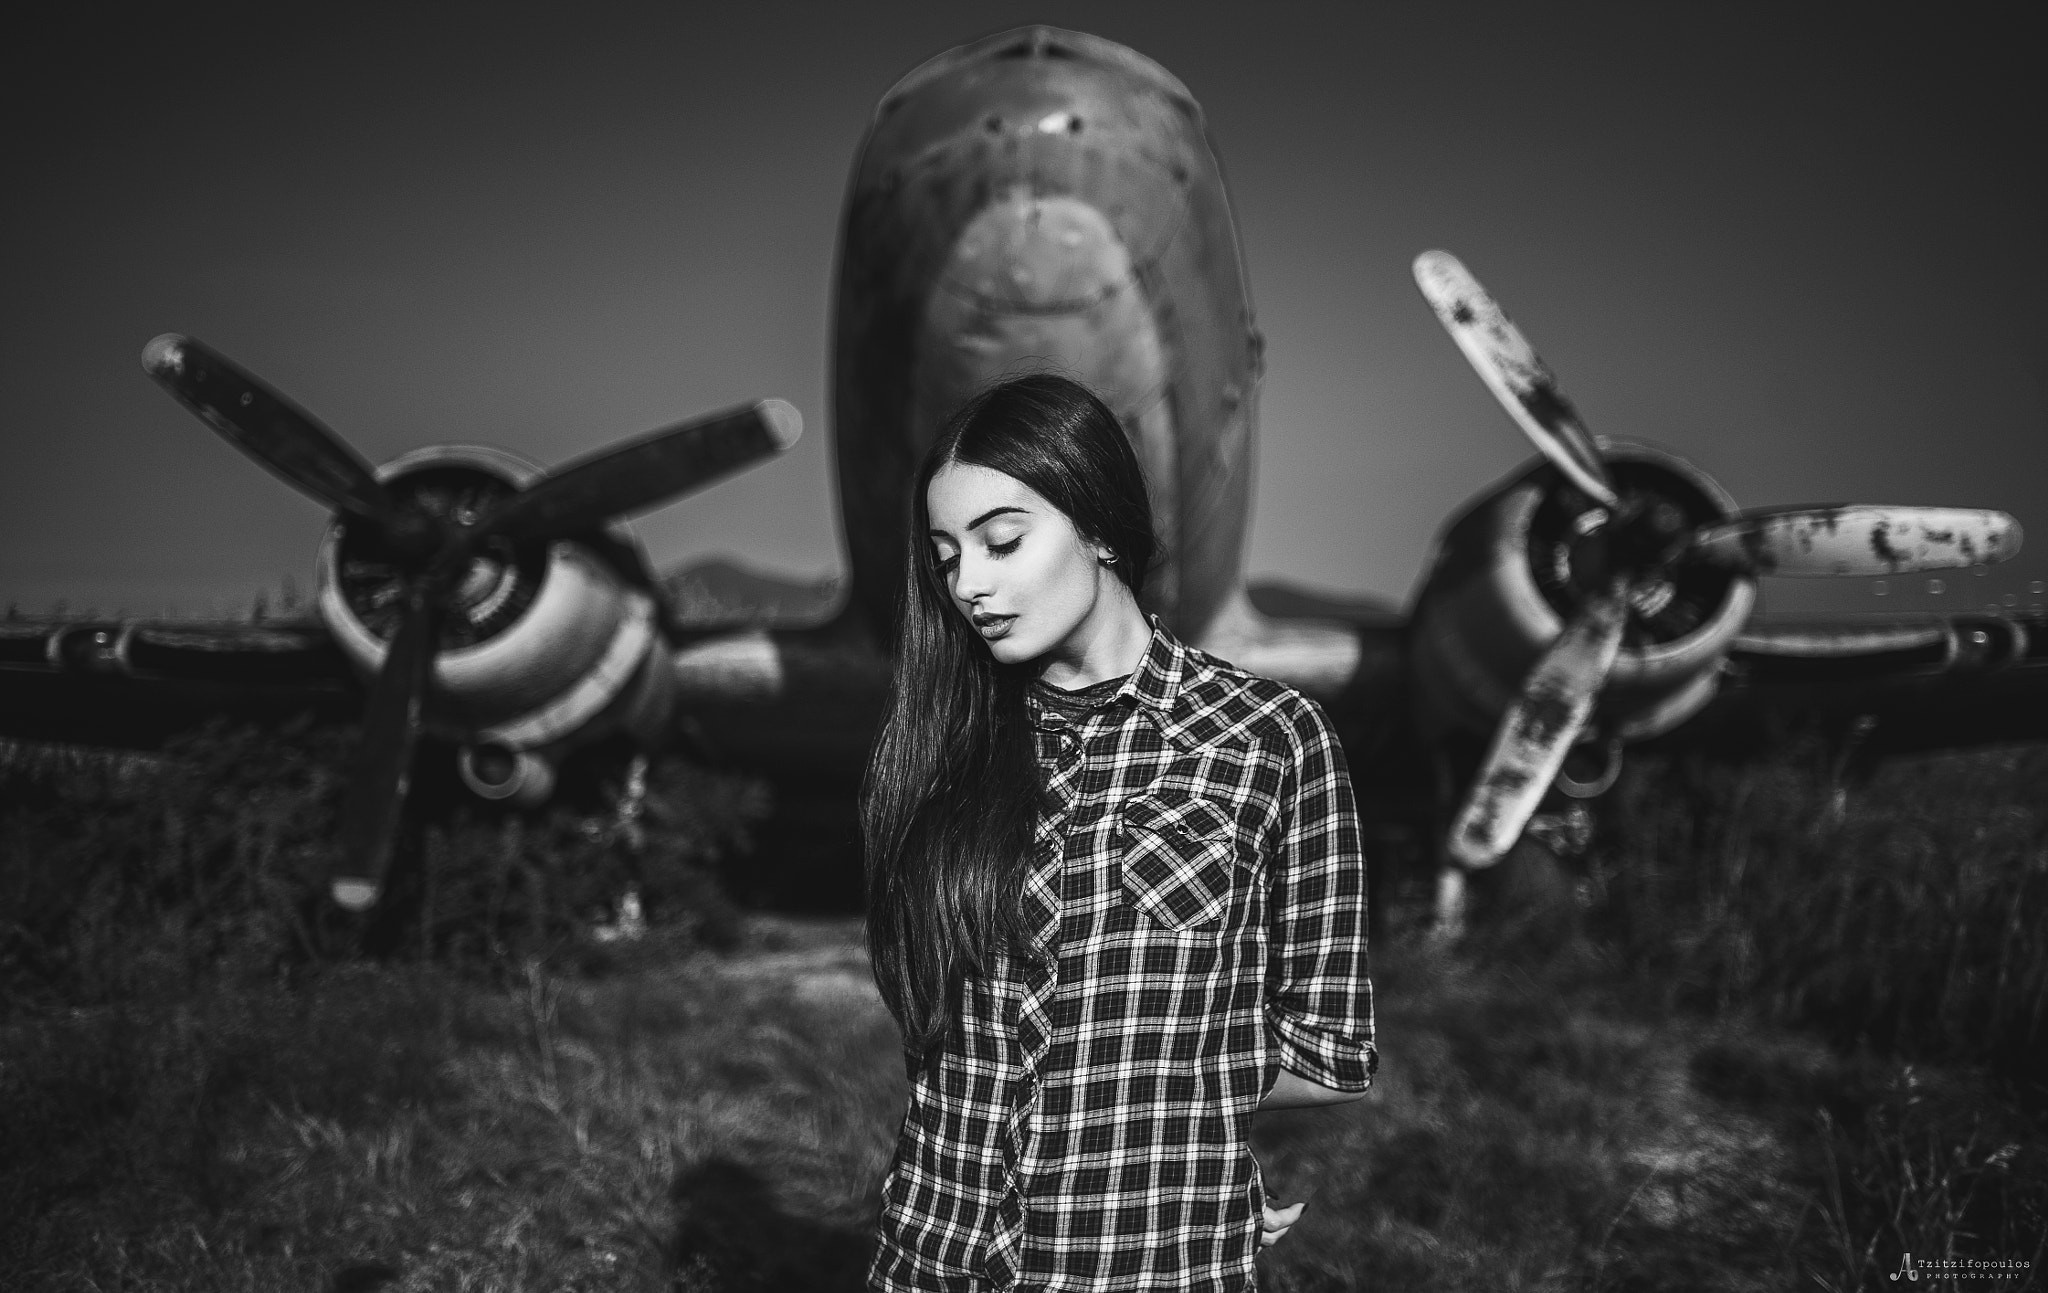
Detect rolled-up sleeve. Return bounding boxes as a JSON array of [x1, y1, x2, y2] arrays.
[[1264, 695, 1376, 1092]]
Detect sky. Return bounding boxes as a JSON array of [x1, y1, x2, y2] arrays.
[[3, 1, 2043, 620]]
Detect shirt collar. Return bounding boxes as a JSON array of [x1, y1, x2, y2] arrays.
[[1115, 615, 1186, 715], [1025, 616, 1186, 730]]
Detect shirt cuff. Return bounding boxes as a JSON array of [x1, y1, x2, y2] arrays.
[[1265, 1006, 1377, 1092]]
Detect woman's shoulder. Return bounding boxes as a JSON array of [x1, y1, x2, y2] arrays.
[[1171, 645, 1336, 753]]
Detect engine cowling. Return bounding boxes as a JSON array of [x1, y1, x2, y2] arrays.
[[1409, 441, 1758, 746], [313, 444, 674, 773]]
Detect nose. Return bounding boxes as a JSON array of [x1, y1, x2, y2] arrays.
[[951, 548, 996, 603]]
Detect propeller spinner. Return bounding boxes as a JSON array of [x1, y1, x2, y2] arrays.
[[143, 334, 802, 911], [1411, 254, 2022, 870]]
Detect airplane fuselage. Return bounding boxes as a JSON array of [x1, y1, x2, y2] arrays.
[[832, 26, 1261, 647]]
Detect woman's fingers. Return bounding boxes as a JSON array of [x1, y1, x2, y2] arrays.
[[1260, 1198, 1307, 1246]]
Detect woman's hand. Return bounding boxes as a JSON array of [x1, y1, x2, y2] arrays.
[[1260, 1197, 1306, 1248]]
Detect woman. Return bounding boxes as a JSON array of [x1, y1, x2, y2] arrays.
[[864, 374, 1375, 1292]]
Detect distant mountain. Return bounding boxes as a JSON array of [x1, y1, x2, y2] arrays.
[[660, 558, 843, 629]]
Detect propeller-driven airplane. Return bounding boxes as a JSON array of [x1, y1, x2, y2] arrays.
[[4, 26, 2043, 927]]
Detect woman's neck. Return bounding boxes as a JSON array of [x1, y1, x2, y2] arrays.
[[1035, 583, 1151, 691]]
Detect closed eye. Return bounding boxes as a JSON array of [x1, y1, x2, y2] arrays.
[[988, 537, 1022, 556]]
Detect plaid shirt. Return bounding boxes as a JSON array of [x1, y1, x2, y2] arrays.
[[871, 620, 1376, 1292]]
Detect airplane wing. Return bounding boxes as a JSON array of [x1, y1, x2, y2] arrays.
[[0, 616, 359, 750], [1234, 581, 1409, 749], [659, 574, 1428, 791], [1653, 610, 2048, 759], [1194, 582, 1430, 824]]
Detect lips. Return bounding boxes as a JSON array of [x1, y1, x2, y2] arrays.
[[971, 611, 1016, 640]]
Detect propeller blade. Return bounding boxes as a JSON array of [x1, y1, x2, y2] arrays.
[[1447, 586, 1628, 869], [472, 399, 803, 543], [1412, 251, 1620, 510], [331, 590, 442, 911], [141, 334, 422, 535], [1691, 506, 2022, 577]]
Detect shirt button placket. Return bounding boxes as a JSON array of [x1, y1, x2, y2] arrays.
[[1014, 701, 1088, 1286]]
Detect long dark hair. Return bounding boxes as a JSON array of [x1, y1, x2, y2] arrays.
[[862, 373, 1156, 1062]]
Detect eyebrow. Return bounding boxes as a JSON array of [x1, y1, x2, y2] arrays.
[[928, 505, 1028, 537]]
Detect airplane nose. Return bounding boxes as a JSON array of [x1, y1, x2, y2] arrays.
[[946, 195, 1131, 314], [915, 189, 1181, 618], [837, 25, 1259, 644], [919, 188, 1175, 504]]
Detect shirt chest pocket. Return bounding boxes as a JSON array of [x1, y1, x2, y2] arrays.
[[1118, 789, 1246, 931]]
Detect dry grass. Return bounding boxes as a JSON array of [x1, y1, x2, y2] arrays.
[[5, 739, 2046, 1290], [1258, 922, 2045, 1292], [7, 911, 2040, 1291], [2, 920, 900, 1291], [1588, 744, 2048, 1089], [0, 725, 764, 1003]]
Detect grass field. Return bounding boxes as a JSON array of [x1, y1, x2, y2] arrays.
[[5, 737, 2046, 1290], [6, 910, 2041, 1291]]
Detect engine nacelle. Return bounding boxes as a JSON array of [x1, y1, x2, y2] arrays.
[[1409, 441, 1757, 746], [313, 444, 675, 781]]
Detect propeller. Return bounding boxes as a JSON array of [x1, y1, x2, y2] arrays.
[[1413, 251, 1620, 511], [469, 402, 803, 545], [143, 334, 803, 910], [1411, 252, 2022, 869], [1446, 584, 1626, 868], [1690, 505, 2019, 577], [142, 336, 441, 551], [332, 588, 441, 911]]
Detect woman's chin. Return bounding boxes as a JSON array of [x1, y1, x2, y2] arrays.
[[984, 638, 1033, 665], [980, 630, 1047, 666]]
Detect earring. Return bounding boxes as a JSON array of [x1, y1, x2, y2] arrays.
[[1100, 552, 1118, 565]]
